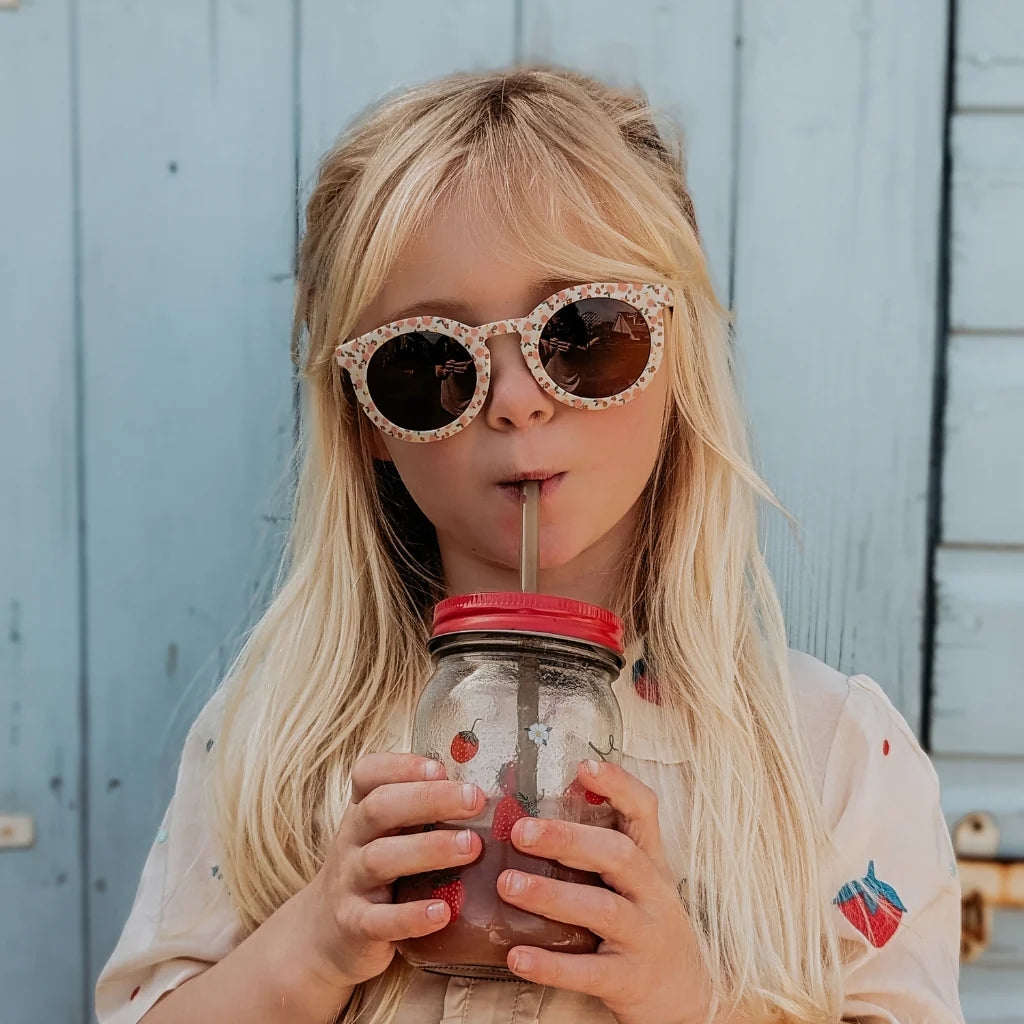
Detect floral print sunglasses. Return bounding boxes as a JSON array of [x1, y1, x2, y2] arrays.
[[334, 281, 674, 442]]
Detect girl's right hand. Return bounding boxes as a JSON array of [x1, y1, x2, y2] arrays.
[[299, 753, 484, 993]]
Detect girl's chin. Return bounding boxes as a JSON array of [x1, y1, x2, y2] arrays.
[[493, 530, 586, 577]]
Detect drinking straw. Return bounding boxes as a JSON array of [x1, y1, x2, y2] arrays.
[[516, 480, 541, 803], [519, 480, 540, 591]]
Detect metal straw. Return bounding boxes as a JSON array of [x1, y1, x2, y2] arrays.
[[517, 480, 541, 804], [519, 480, 540, 592]]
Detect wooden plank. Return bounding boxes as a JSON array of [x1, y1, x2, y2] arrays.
[[0, 0, 85, 1019], [942, 335, 1024, 544], [971, 909, 1024, 973], [950, 113, 1024, 331], [932, 547, 1024, 755], [956, 0, 1024, 110], [959, 960, 1024, 1023], [520, 0, 736, 299], [76, 1, 296, 989], [936, 756, 1024, 857], [731, 0, 948, 725], [299, 0, 515, 199]]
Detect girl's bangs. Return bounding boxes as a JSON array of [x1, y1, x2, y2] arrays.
[[439, 139, 670, 286]]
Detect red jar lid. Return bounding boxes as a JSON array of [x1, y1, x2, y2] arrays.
[[431, 591, 624, 655]]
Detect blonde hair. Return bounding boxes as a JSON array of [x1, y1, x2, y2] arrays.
[[209, 64, 848, 1022]]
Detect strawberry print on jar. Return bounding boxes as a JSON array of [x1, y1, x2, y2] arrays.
[[492, 792, 539, 841], [833, 860, 907, 947], [450, 719, 482, 763], [430, 872, 466, 922]]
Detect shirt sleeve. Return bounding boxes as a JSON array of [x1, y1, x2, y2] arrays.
[[94, 688, 246, 1023], [822, 673, 965, 1023]]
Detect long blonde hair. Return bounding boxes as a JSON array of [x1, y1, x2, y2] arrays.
[[210, 64, 846, 1023]]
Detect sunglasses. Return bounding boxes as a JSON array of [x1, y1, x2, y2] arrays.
[[334, 281, 674, 442]]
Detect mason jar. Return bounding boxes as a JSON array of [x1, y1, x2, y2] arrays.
[[393, 591, 625, 980]]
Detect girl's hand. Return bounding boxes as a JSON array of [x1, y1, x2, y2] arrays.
[[497, 760, 715, 1024], [300, 753, 485, 993]]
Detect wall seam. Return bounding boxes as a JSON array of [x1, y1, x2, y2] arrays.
[[68, 0, 92, 1015], [921, 0, 958, 750], [726, 0, 743, 312]]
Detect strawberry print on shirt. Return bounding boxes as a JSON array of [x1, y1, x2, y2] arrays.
[[631, 647, 661, 705], [833, 860, 907, 948]]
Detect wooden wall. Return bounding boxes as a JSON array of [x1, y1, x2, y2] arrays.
[[4, 1, 998, 1020], [932, 1, 1024, 1016]]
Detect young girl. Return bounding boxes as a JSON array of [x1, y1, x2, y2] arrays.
[[95, 65, 964, 1024]]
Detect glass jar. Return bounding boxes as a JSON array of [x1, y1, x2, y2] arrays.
[[394, 592, 625, 981]]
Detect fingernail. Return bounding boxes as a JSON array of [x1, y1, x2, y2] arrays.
[[519, 819, 540, 846], [511, 949, 533, 973], [504, 870, 526, 895], [427, 901, 447, 922], [462, 783, 478, 809], [584, 758, 600, 776], [423, 760, 442, 780], [455, 829, 472, 853]]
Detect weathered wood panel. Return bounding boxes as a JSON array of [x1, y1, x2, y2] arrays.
[[959, 962, 1024, 1024], [950, 114, 1024, 331], [75, 0, 296, 995], [521, 0, 736, 298], [936, 756, 1024, 857], [957, 0, 1024, 110], [942, 335, 1024, 545], [969, 910, 1024, 975], [300, 0, 515, 200], [932, 547, 1024, 756], [942, 2, 1024, 1007], [0, 2, 85, 1019], [731, 0, 948, 725]]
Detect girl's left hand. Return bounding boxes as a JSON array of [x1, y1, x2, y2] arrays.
[[497, 759, 714, 1024]]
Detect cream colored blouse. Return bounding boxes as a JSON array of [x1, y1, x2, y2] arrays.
[[95, 641, 965, 1023]]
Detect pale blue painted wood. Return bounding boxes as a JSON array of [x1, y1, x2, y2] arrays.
[[957, 0, 1024, 108], [0, 2, 86, 1020], [950, 114, 1024, 331], [75, 1, 296, 1002], [958, 965, 1024, 1024], [520, 0, 736, 300], [8, 0, 1018, 1016], [942, 336, 1024, 544], [935, 757, 1024, 858], [730, 0, 948, 727], [299, 0, 515, 195], [932, 547, 1024, 755], [939, 5, 1024, 1011]]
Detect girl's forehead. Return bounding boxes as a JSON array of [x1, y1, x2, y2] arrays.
[[357, 191, 607, 330], [364, 274, 584, 333]]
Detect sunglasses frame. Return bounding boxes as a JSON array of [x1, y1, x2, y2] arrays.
[[334, 281, 674, 442]]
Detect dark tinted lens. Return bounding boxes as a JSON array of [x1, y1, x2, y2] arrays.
[[538, 298, 652, 398], [366, 332, 477, 431]]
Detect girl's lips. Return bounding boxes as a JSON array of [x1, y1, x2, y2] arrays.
[[497, 472, 567, 503]]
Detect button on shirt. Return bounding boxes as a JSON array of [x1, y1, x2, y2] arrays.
[[95, 643, 965, 1023]]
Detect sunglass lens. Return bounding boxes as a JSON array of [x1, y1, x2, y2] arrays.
[[539, 298, 652, 398], [366, 332, 477, 432]]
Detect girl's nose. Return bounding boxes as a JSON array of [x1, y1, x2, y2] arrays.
[[482, 333, 555, 432]]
